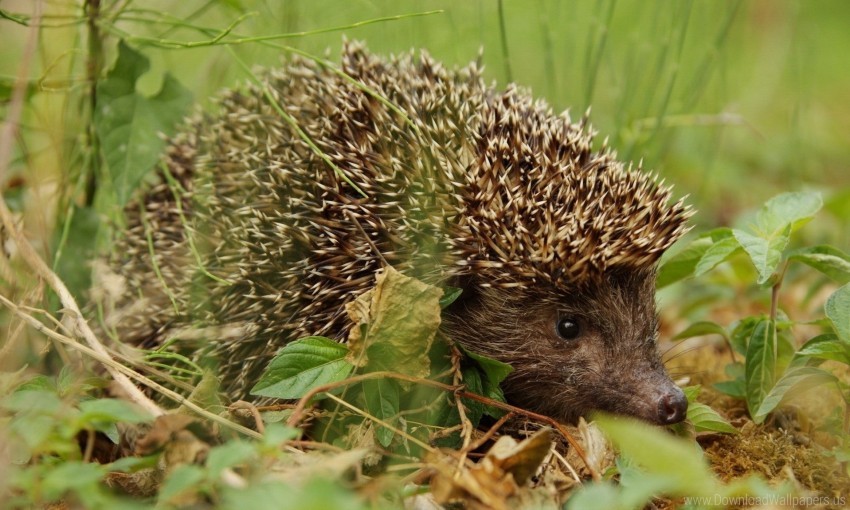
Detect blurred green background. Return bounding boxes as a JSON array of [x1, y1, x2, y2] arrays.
[[1, 0, 848, 254]]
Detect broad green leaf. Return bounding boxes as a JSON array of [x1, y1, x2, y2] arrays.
[[729, 318, 759, 355], [2, 389, 63, 414], [755, 191, 822, 235], [362, 378, 400, 447], [564, 481, 622, 510], [262, 423, 301, 445], [753, 367, 839, 422], [462, 348, 512, 418], [346, 267, 442, 379], [682, 385, 701, 402], [158, 465, 205, 504], [251, 336, 353, 399], [95, 41, 192, 206], [221, 478, 367, 510], [694, 237, 742, 277], [658, 237, 712, 288], [595, 415, 718, 497], [53, 205, 99, 301], [794, 334, 850, 365], [744, 319, 777, 422], [41, 461, 105, 500], [788, 245, 850, 284], [463, 349, 513, 386], [687, 402, 737, 434], [77, 398, 152, 425], [460, 365, 486, 426], [657, 229, 732, 288], [672, 321, 728, 341], [713, 380, 746, 398], [714, 362, 746, 398], [733, 227, 790, 284], [681, 386, 736, 434], [826, 283, 850, 344]]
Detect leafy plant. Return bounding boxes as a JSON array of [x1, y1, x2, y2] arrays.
[[661, 191, 850, 432], [566, 415, 792, 510], [250, 267, 512, 451]]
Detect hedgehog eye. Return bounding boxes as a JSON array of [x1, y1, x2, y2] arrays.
[[556, 317, 581, 341]]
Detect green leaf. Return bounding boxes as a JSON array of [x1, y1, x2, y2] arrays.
[[251, 336, 353, 399], [595, 415, 718, 497], [362, 378, 400, 447], [730, 318, 759, 355], [41, 461, 105, 500], [794, 334, 850, 365], [694, 236, 741, 277], [733, 228, 790, 285], [53, 206, 100, 301], [2, 389, 63, 414], [755, 191, 822, 235], [206, 440, 256, 477], [826, 283, 850, 343], [744, 319, 777, 423], [463, 349, 513, 386], [713, 362, 746, 398], [463, 348, 512, 418], [680, 385, 736, 434], [439, 286, 463, 308], [682, 385, 701, 402], [788, 245, 850, 284], [77, 398, 152, 426], [672, 321, 728, 341], [687, 402, 737, 434], [158, 465, 205, 504], [657, 229, 733, 288], [753, 367, 839, 422], [95, 41, 192, 206], [460, 365, 485, 426], [564, 481, 622, 510]]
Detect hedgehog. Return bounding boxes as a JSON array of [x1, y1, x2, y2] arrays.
[[100, 41, 693, 426]]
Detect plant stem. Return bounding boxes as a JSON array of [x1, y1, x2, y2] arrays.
[[84, 0, 103, 205], [497, 0, 512, 82], [769, 261, 788, 322]]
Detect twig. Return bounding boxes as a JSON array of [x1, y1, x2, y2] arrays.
[[229, 400, 265, 435], [0, 294, 261, 439], [462, 411, 514, 454], [0, 1, 161, 418], [284, 370, 598, 480], [322, 392, 435, 453]]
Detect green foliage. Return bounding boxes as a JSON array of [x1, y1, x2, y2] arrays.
[[250, 267, 510, 452], [683, 386, 737, 435], [567, 416, 789, 510], [0, 376, 154, 508], [663, 191, 850, 431], [250, 336, 353, 399], [95, 41, 192, 206]]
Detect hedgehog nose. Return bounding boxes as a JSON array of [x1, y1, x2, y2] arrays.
[[657, 387, 688, 425]]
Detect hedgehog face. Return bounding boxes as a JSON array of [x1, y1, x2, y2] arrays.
[[443, 271, 687, 425]]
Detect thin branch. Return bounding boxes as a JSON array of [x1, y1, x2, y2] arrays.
[[0, 294, 261, 439], [284, 370, 597, 480]]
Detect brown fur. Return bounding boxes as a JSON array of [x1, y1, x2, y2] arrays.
[[443, 269, 678, 423]]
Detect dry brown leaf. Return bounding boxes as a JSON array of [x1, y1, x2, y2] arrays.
[[565, 418, 615, 478], [430, 428, 554, 510], [345, 266, 442, 379]]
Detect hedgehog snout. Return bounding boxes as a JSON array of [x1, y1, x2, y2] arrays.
[[656, 385, 688, 425]]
